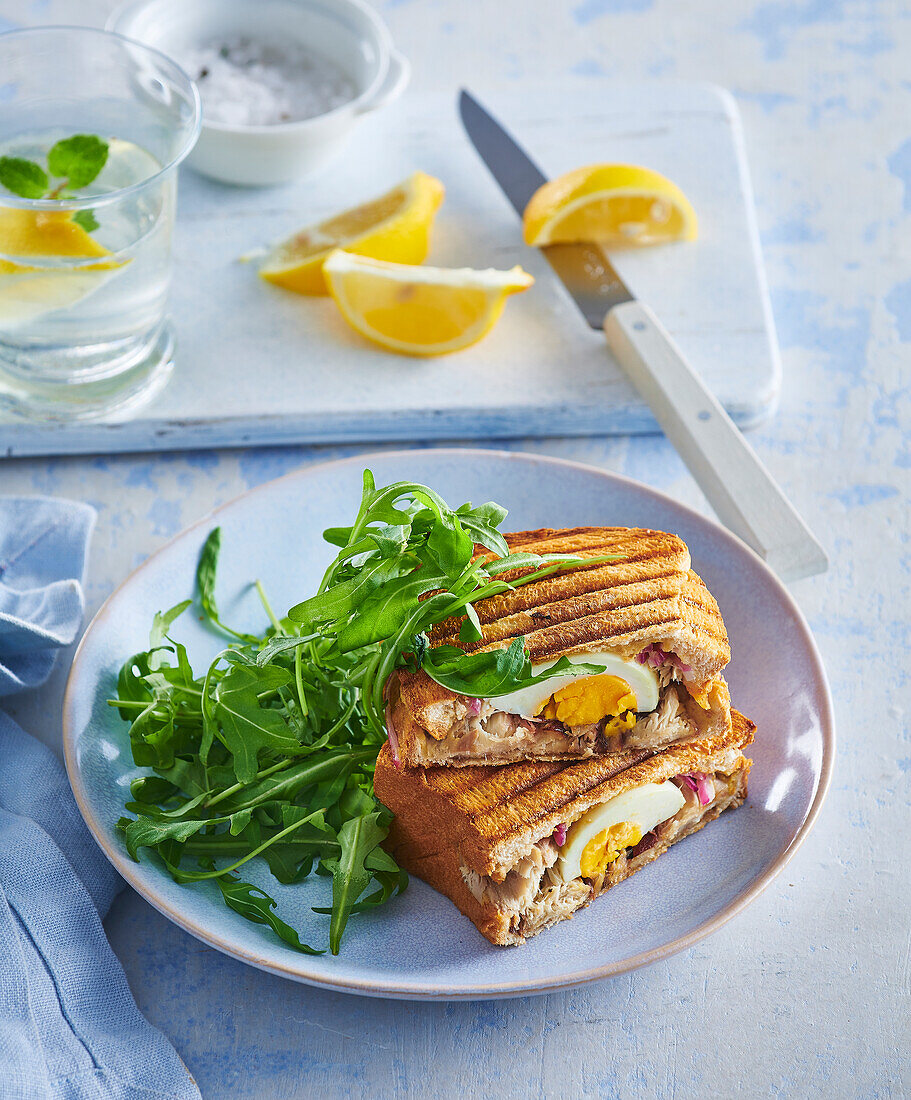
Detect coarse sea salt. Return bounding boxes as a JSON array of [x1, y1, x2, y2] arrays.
[[182, 36, 357, 126]]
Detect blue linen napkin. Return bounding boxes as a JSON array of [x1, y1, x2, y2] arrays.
[[0, 497, 200, 1100], [0, 497, 93, 697]]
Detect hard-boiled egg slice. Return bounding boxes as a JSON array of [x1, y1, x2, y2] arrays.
[[489, 652, 658, 718], [557, 781, 685, 880]]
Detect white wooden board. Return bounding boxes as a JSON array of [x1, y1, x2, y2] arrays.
[[0, 81, 780, 457]]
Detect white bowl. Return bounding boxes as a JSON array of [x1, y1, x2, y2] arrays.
[[107, 0, 409, 186]]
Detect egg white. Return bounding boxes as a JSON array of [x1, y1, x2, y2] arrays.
[[557, 781, 686, 880], [489, 652, 659, 718]]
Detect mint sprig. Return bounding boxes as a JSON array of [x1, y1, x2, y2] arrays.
[[0, 158, 48, 200], [0, 133, 109, 232], [46, 134, 108, 190]]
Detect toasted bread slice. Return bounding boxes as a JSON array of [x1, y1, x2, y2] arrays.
[[392, 527, 732, 768], [374, 710, 754, 946]]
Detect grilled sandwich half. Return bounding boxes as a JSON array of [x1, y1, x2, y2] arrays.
[[374, 709, 754, 946], [389, 527, 733, 768]]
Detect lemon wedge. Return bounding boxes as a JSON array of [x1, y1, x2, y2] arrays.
[[257, 172, 445, 296], [0, 208, 125, 329], [322, 250, 534, 356], [0, 262, 121, 328], [0, 207, 112, 260], [523, 163, 697, 247]]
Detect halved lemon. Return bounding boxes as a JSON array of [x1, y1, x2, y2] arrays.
[[0, 207, 125, 328], [322, 250, 534, 356], [257, 172, 445, 296], [523, 164, 697, 247]]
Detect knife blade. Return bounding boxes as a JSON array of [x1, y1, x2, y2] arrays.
[[458, 90, 633, 325], [458, 89, 828, 582]]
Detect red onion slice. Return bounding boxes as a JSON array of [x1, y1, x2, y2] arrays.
[[553, 823, 567, 847], [636, 643, 692, 676], [466, 697, 482, 716], [676, 773, 711, 804], [384, 698, 401, 769], [695, 773, 713, 806]]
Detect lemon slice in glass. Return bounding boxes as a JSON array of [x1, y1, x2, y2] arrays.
[[0, 208, 125, 328]]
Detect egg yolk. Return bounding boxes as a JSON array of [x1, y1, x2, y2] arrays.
[[538, 674, 637, 726], [579, 821, 643, 878]]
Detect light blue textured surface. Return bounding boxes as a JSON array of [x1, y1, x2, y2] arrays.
[[1, 0, 908, 1097]]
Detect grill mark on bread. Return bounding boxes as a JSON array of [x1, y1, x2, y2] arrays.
[[374, 712, 756, 885], [393, 527, 732, 750], [467, 750, 653, 838], [434, 574, 685, 646], [430, 529, 701, 649]]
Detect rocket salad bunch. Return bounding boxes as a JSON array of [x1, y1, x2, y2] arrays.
[[113, 471, 616, 955]]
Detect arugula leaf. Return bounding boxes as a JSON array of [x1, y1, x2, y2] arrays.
[[422, 637, 610, 698], [47, 134, 109, 189], [120, 813, 214, 861], [210, 874, 324, 955], [0, 157, 48, 199], [212, 663, 303, 782], [148, 599, 192, 668], [288, 556, 411, 631], [455, 501, 510, 557], [320, 810, 392, 954], [115, 651, 154, 719], [255, 634, 317, 666], [333, 572, 447, 653], [195, 527, 259, 642]]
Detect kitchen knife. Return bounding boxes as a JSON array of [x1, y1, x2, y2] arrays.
[[459, 90, 828, 583]]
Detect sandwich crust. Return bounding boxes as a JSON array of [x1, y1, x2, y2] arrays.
[[394, 527, 731, 760], [374, 711, 755, 947], [395, 756, 750, 946], [375, 710, 754, 882]]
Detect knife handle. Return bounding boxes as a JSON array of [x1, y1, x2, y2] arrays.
[[603, 299, 828, 582]]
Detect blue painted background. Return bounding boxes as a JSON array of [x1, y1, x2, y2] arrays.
[[1, 0, 908, 1096]]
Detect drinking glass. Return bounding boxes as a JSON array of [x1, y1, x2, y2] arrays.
[[0, 26, 200, 420]]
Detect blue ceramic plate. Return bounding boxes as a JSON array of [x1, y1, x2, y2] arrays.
[[64, 449, 834, 1000]]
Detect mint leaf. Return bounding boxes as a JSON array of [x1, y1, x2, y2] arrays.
[[72, 209, 99, 233], [47, 135, 108, 189], [0, 157, 49, 199]]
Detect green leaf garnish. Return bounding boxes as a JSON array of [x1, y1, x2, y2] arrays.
[[422, 637, 609, 698], [110, 470, 620, 956], [0, 157, 49, 199], [319, 809, 402, 955], [72, 209, 100, 233], [196, 527, 259, 643], [212, 874, 325, 954], [0, 135, 109, 234], [47, 134, 109, 189]]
